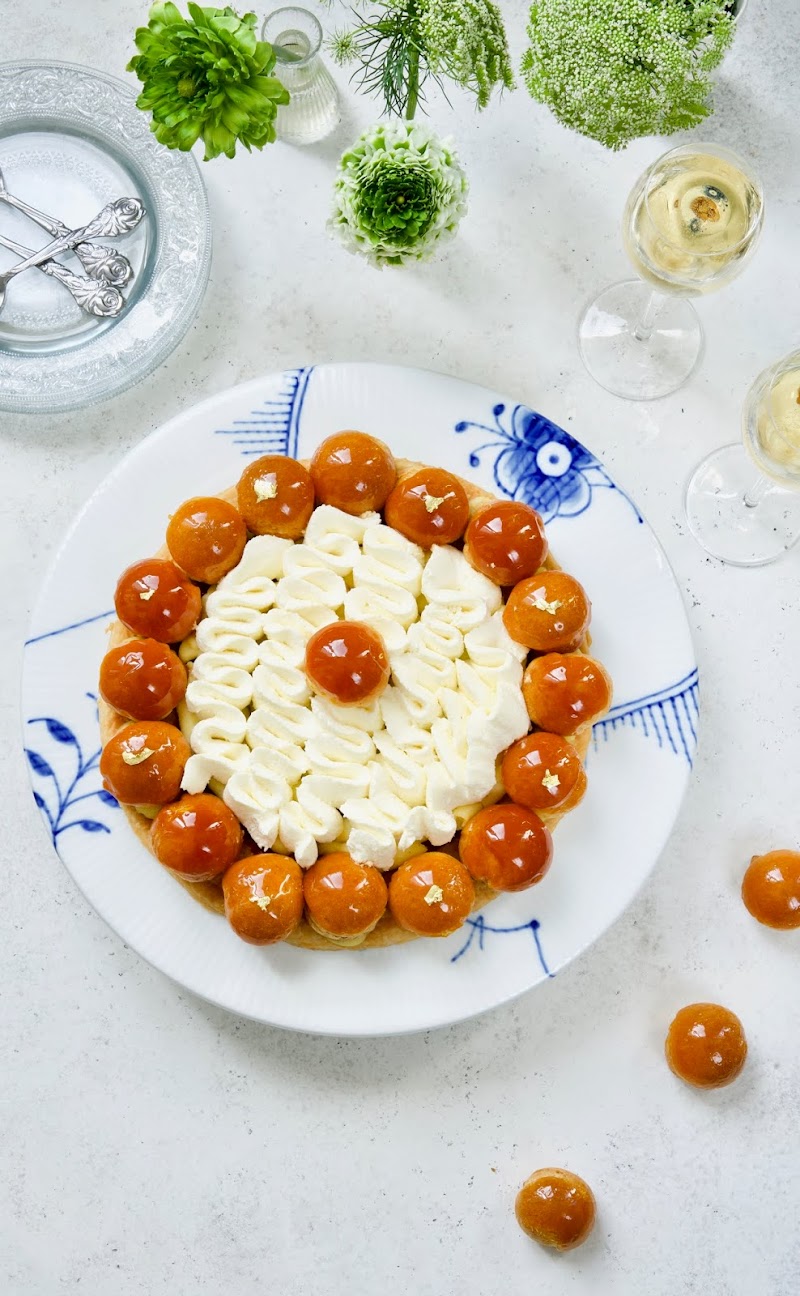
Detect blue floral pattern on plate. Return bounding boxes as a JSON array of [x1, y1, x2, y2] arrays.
[[26, 694, 117, 844], [455, 402, 642, 524]]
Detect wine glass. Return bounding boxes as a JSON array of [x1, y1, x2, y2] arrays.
[[685, 348, 800, 566], [579, 143, 765, 401]]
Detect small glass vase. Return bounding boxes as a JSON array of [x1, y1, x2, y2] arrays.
[[263, 6, 341, 146]]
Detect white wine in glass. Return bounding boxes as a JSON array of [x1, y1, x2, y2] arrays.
[[579, 144, 765, 401], [686, 349, 800, 566]]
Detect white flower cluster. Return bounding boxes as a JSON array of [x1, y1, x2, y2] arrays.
[[419, 0, 515, 110], [521, 0, 734, 150]]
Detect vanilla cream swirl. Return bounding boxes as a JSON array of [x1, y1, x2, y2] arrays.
[[178, 503, 530, 869]]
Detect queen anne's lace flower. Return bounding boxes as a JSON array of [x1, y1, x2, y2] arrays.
[[521, 0, 734, 150], [419, 0, 515, 109], [329, 121, 468, 268]]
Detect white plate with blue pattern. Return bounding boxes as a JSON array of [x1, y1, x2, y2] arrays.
[[22, 364, 699, 1035]]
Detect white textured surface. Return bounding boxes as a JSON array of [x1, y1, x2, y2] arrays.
[[2, 3, 799, 1293]]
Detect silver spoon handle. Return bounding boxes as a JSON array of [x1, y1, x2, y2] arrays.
[[40, 260, 125, 316], [71, 241, 133, 288], [0, 190, 134, 286], [3, 197, 145, 278], [0, 233, 124, 317]]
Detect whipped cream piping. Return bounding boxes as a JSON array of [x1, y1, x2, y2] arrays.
[[179, 504, 530, 869]]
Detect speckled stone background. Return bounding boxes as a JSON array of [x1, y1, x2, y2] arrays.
[[2, 3, 800, 1293]]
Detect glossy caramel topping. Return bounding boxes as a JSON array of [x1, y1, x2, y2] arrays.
[[459, 803, 553, 892], [166, 496, 247, 584], [151, 793, 243, 881], [503, 570, 591, 653], [114, 559, 201, 644], [501, 733, 586, 814], [464, 501, 548, 586], [515, 1168, 596, 1250], [383, 467, 470, 547], [305, 620, 390, 706], [310, 431, 397, 515], [99, 639, 187, 722], [523, 653, 612, 736], [742, 850, 800, 929], [665, 1003, 747, 1089], [388, 851, 474, 936], [303, 852, 388, 939], [236, 455, 314, 539], [99, 720, 191, 805], [223, 854, 305, 945]]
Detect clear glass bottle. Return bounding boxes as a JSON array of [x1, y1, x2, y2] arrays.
[[263, 6, 341, 145]]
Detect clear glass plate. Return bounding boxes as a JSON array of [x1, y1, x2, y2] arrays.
[[0, 61, 212, 414]]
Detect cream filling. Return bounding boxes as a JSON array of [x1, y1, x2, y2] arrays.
[[179, 504, 529, 869]]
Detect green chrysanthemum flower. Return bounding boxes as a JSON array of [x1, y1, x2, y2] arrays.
[[521, 0, 734, 150], [419, 0, 515, 109], [128, 2, 289, 161], [330, 120, 468, 267]]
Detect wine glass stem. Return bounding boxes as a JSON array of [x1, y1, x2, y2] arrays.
[[632, 289, 662, 343], [743, 474, 770, 509]]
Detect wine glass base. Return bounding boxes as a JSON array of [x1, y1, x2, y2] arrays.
[[685, 444, 800, 566], [578, 280, 704, 401]]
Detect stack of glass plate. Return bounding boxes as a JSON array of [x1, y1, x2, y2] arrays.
[[0, 61, 212, 414]]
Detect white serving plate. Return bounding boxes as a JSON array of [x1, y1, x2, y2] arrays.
[[22, 363, 698, 1035]]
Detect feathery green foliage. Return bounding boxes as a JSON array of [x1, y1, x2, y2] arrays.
[[329, 0, 513, 119]]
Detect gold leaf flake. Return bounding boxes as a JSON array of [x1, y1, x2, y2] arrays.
[[423, 493, 447, 513], [138, 588, 156, 601], [122, 746, 155, 766], [532, 596, 560, 615], [542, 769, 561, 792], [690, 195, 720, 223], [253, 475, 278, 501], [424, 883, 444, 905], [250, 894, 272, 910]]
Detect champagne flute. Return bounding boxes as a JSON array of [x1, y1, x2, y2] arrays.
[[579, 144, 765, 401], [685, 348, 800, 566]]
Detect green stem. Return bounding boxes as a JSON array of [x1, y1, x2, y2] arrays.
[[406, 43, 420, 119]]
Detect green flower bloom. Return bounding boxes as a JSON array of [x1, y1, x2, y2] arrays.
[[521, 0, 734, 150], [330, 120, 468, 267], [419, 0, 515, 109], [128, 2, 289, 161]]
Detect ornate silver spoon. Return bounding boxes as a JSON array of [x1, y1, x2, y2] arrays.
[[0, 197, 145, 283], [0, 165, 134, 287], [0, 232, 125, 316]]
